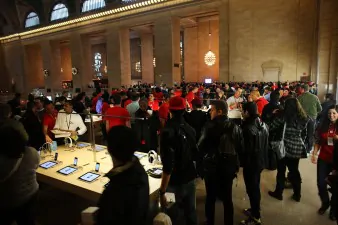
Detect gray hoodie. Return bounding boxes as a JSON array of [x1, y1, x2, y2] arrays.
[[0, 147, 40, 209]]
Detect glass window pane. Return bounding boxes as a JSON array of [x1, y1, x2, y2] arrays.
[[82, 0, 106, 13], [51, 3, 69, 21], [25, 12, 40, 28]]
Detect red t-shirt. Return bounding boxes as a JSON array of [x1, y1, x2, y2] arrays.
[[174, 90, 182, 97], [91, 93, 103, 112], [148, 100, 159, 111], [319, 124, 336, 163], [256, 97, 269, 116], [159, 102, 169, 121], [124, 99, 132, 109], [105, 106, 130, 130], [111, 90, 119, 95], [154, 92, 163, 101], [102, 102, 110, 115], [43, 111, 57, 138], [186, 91, 195, 108]]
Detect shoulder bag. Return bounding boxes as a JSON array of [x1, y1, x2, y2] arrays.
[[270, 122, 286, 160]]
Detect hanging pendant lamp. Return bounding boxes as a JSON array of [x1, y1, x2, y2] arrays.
[[204, 20, 216, 66]]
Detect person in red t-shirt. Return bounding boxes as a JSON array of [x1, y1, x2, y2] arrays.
[[312, 105, 338, 220], [148, 93, 159, 111], [91, 91, 103, 113], [43, 101, 58, 143], [153, 88, 164, 101], [101, 94, 111, 116], [105, 95, 131, 132], [186, 87, 198, 109], [111, 89, 119, 96], [174, 88, 182, 97], [158, 94, 170, 128], [250, 90, 268, 116]]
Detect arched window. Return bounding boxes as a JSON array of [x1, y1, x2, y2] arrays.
[[82, 0, 106, 13], [50, 3, 69, 21], [25, 12, 40, 28]]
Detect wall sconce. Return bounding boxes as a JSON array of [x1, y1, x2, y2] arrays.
[[43, 69, 49, 77], [72, 67, 78, 75]]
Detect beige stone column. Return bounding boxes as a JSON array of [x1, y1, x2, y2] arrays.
[[0, 44, 11, 92], [106, 27, 131, 88], [154, 17, 181, 86], [317, 0, 338, 100], [141, 33, 154, 84], [4, 43, 25, 94], [40, 40, 53, 93], [70, 33, 91, 92], [219, 0, 230, 82], [50, 41, 62, 93]]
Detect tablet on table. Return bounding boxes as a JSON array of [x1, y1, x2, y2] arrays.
[[79, 172, 101, 183], [39, 161, 57, 169], [57, 166, 78, 175]]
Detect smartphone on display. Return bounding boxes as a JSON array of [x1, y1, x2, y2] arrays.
[[74, 157, 78, 166], [95, 163, 100, 172], [54, 152, 58, 161]]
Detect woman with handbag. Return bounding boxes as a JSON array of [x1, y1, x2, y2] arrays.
[[268, 98, 310, 202], [311, 104, 338, 221]]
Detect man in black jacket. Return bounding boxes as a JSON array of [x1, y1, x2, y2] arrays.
[[203, 88, 215, 108], [95, 126, 149, 225], [198, 100, 243, 225], [159, 96, 198, 225], [185, 99, 208, 141], [240, 102, 269, 225]]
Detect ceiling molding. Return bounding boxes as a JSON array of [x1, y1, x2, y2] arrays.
[[0, 0, 196, 43]]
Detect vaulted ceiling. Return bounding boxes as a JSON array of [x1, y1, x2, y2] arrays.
[[0, 0, 78, 35]]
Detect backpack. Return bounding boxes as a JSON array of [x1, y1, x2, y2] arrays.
[[174, 123, 196, 172], [217, 121, 241, 175]]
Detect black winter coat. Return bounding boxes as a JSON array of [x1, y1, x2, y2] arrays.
[[198, 115, 243, 176], [95, 158, 149, 225], [184, 110, 208, 141], [21, 111, 45, 150], [242, 117, 269, 170]]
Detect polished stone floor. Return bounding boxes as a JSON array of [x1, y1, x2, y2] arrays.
[[35, 159, 335, 225]]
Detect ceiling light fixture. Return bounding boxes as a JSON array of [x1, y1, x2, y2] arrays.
[[204, 19, 216, 66]]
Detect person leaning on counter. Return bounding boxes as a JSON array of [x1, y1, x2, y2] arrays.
[[53, 100, 87, 139]]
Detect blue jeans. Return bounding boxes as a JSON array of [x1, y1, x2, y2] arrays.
[[317, 158, 336, 210], [166, 180, 198, 225]]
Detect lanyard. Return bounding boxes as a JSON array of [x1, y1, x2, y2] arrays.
[[65, 114, 72, 130], [328, 123, 336, 137]]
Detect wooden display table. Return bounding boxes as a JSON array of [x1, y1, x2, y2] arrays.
[[37, 144, 161, 202]]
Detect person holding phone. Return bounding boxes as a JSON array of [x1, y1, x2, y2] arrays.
[[312, 104, 338, 221], [95, 126, 149, 225]]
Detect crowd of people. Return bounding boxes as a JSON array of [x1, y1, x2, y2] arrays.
[[0, 80, 337, 225]]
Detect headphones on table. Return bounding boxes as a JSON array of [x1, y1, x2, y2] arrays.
[[64, 137, 73, 148], [148, 150, 160, 164]]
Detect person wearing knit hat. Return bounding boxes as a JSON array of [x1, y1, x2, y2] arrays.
[[168, 96, 186, 111], [159, 96, 198, 225]]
